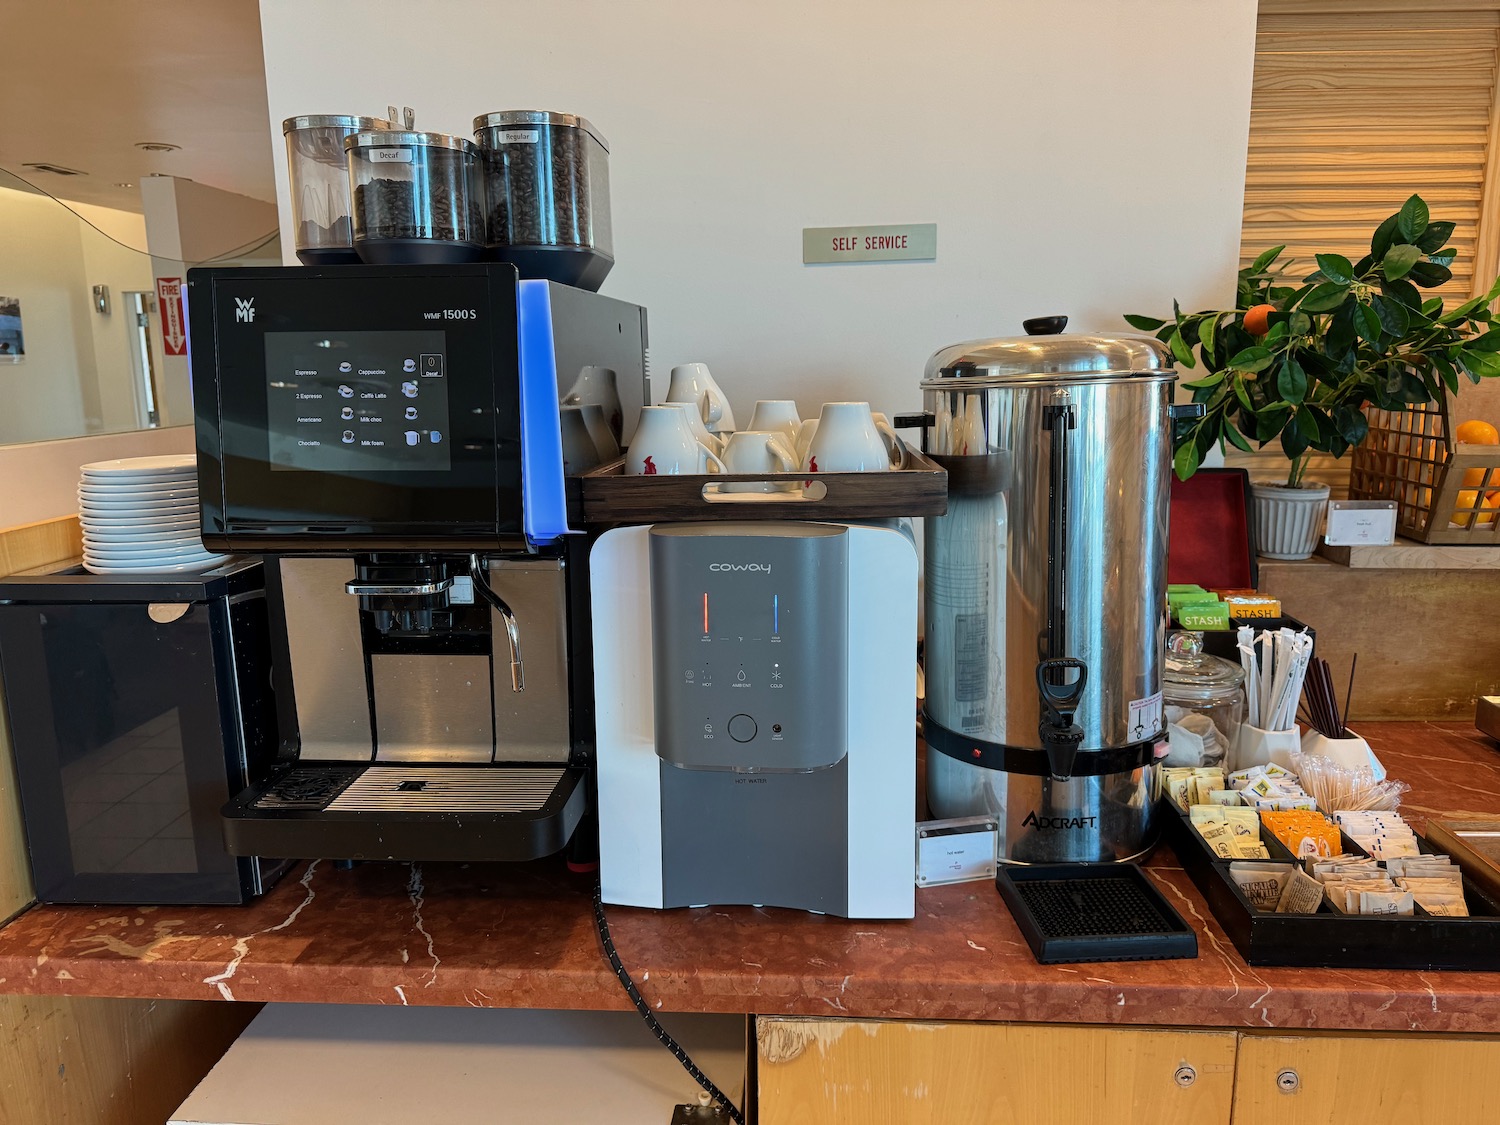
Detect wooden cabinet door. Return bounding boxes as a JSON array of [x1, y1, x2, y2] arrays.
[[1233, 1032, 1500, 1124], [757, 1018, 1237, 1125]]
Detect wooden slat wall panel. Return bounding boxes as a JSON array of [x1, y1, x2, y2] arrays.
[[1228, 4, 1500, 493]]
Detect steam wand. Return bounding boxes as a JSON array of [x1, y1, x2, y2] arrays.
[[468, 554, 524, 692]]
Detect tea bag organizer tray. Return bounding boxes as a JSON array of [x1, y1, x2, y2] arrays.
[[1162, 798, 1500, 970], [572, 452, 948, 523]]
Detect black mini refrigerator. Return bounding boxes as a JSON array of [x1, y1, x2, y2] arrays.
[[0, 559, 285, 904]]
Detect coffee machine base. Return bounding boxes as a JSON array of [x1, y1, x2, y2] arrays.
[[221, 763, 586, 862]]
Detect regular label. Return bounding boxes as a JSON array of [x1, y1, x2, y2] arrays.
[[369, 147, 413, 163], [953, 614, 988, 702], [1128, 691, 1164, 740], [498, 129, 540, 144]]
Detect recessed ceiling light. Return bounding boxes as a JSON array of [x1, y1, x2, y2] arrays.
[[21, 161, 86, 176], [135, 142, 180, 153], [113, 181, 134, 188]]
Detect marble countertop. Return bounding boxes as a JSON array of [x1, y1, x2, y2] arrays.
[[2, 722, 1500, 1031]]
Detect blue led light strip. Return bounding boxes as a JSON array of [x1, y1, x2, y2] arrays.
[[516, 280, 572, 544]]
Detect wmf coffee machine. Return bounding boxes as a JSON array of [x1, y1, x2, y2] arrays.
[[592, 521, 917, 919], [188, 264, 646, 861]]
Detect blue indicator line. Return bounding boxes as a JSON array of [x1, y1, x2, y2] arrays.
[[773, 594, 779, 634]]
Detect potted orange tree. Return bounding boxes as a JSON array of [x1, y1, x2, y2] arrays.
[[1128, 195, 1500, 559]]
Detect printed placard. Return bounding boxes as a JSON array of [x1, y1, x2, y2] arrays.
[[803, 223, 937, 264]]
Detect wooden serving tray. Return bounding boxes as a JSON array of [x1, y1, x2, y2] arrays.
[[574, 451, 948, 524]]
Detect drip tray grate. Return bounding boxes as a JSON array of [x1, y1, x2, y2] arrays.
[[250, 766, 566, 813], [995, 863, 1198, 964]]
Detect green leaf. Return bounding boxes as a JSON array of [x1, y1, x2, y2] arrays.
[[1461, 349, 1500, 380], [1232, 375, 1255, 412], [1441, 363, 1460, 395], [1249, 244, 1286, 274], [1289, 312, 1312, 336], [1173, 440, 1201, 481], [1429, 247, 1457, 267], [1355, 303, 1382, 344], [1181, 371, 1226, 391], [1168, 329, 1195, 368], [1421, 297, 1444, 317], [1199, 313, 1219, 360], [1325, 302, 1357, 359], [1296, 407, 1321, 443], [1384, 277, 1423, 310], [1278, 357, 1308, 404], [1371, 213, 1401, 260], [1223, 424, 1254, 454], [1397, 195, 1430, 243], [1407, 261, 1453, 289], [1374, 295, 1409, 337], [1229, 345, 1274, 373], [1300, 281, 1352, 312], [1469, 329, 1500, 353], [1383, 243, 1423, 281], [1280, 418, 1310, 460], [1335, 407, 1368, 446], [1417, 220, 1456, 254], [1124, 314, 1166, 331], [1315, 253, 1355, 284]]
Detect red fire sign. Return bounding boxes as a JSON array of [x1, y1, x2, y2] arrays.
[[157, 277, 186, 356]]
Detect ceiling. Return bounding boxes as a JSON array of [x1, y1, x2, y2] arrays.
[[0, 0, 275, 214]]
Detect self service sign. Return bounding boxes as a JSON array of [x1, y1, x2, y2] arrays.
[[803, 223, 937, 265]]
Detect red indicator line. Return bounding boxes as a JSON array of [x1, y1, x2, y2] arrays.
[[702, 592, 709, 634]]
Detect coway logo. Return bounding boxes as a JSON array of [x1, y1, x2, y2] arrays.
[[234, 297, 256, 323], [1021, 810, 1098, 831], [709, 563, 771, 574]]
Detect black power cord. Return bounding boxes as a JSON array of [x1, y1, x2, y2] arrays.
[[592, 883, 745, 1124]]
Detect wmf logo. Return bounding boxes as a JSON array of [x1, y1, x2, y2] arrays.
[[234, 297, 256, 323]]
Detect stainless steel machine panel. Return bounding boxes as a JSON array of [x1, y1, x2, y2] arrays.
[[280, 557, 373, 762], [485, 557, 572, 762], [372, 654, 494, 763], [648, 523, 848, 772]]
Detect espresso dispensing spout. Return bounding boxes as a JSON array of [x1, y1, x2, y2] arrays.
[[469, 554, 524, 693]]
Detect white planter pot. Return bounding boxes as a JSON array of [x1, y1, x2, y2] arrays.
[[1250, 480, 1331, 560]]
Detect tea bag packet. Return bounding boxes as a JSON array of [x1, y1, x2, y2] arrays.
[[1334, 810, 1419, 859], [1275, 868, 1325, 914], [1359, 889, 1415, 916], [1230, 862, 1292, 911], [1396, 873, 1469, 917], [1415, 894, 1469, 918], [1209, 790, 1243, 806]]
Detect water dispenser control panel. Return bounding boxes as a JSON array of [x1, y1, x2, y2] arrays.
[[648, 523, 848, 771]]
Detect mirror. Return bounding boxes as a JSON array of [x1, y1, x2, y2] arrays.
[[0, 166, 279, 446]]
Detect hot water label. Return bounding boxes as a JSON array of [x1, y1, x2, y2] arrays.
[[1128, 691, 1164, 741]]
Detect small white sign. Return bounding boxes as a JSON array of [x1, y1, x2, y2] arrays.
[[369, 147, 414, 163], [803, 223, 937, 264], [497, 129, 540, 144], [1325, 500, 1397, 546]]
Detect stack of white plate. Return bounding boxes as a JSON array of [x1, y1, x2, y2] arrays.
[[78, 455, 230, 574]]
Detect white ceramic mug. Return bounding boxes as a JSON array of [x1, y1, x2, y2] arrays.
[[804, 402, 907, 472], [627, 405, 727, 476], [721, 430, 798, 493], [666, 362, 736, 433], [559, 405, 601, 475], [562, 365, 622, 442], [747, 400, 801, 447], [664, 400, 724, 456], [578, 403, 621, 461], [795, 418, 820, 466]]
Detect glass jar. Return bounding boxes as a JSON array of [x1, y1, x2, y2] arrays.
[[473, 110, 613, 290], [345, 130, 486, 264], [1162, 631, 1246, 768], [283, 115, 391, 264]]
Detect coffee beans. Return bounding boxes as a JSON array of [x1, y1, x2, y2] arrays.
[[476, 118, 612, 253]]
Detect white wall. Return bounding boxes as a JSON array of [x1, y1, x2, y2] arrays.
[[258, 0, 1258, 416], [78, 215, 155, 433], [0, 425, 194, 527]]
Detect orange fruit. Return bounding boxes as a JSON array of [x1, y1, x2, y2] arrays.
[[1242, 303, 1276, 336], [1463, 468, 1490, 488], [1453, 489, 1500, 527], [1456, 420, 1500, 445]]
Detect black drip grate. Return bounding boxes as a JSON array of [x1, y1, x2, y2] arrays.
[[1012, 877, 1175, 938], [995, 863, 1199, 964], [253, 767, 360, 810]]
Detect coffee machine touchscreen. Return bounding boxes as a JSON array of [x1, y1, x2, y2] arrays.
[[265, 330, 451, 472]]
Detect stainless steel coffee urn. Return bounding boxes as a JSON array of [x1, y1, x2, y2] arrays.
[[915, 317, 1188, 863]]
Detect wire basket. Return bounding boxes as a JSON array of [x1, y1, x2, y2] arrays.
[[1348, 400, 1500, 544]]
